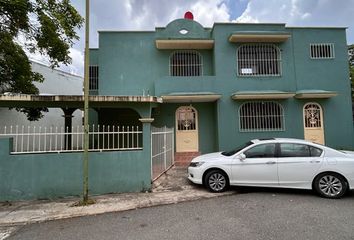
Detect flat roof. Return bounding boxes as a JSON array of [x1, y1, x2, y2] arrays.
[[95, 23, 346, 35], [0, 95, 162, 108]]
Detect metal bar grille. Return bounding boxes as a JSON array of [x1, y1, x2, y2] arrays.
[[89, 65, 99, 90], [304, 103, 322, 128], [310, 43, 335, 59], [0, 125, 142, 154], [151, 126, 174, 181], [239, 101, 285, 132], [169, 50, 203, 76], [177, 107, 196, 131], [237, 44, 281, 76]]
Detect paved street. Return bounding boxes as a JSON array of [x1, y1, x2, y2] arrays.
[[7, 188, 354, 240]]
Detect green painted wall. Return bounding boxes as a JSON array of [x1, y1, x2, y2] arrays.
[[89, 19, 354, 154], [152, 103, 217, 154], [155, 18, 211, 39], [90, 49, 99, 65], [0, 129, 151, 201], [98, 32, 157, 96], [290, 28, 354, 148]]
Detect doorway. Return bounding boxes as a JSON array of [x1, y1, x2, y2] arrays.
[[175, 106, 199, 152], [303, 103, 325, 144]]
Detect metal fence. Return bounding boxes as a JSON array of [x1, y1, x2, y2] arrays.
[[151, 126, 174, 181], [0, 125, 142, 154]]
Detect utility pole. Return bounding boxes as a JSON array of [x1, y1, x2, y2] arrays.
[[83, 0, 90, 203]]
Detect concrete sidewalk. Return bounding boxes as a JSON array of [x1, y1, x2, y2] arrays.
[[0, 167, 234, 239]]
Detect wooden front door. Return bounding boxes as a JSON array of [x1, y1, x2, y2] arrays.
[[303, 103, 325, 144], [175, 106, 199, 152]]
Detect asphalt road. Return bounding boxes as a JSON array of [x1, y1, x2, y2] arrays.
[[8, 188, 354, 240]]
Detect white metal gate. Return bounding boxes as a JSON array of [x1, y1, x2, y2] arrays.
[[151, 126, 174, 181]]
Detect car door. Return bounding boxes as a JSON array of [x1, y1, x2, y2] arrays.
[[231, 143, 278, 186], [277, 143, 323, 188]]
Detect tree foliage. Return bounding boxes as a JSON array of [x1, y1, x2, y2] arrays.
[[0, 0, 83, 120], [349, 44, 354, 102]]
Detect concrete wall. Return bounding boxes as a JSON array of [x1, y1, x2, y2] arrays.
[[0, 135, 151, 201], [90, 19, 354, 153], [152, 102, 218, 154]]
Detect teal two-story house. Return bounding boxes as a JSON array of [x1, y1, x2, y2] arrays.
[[89, 13, 354, 165]]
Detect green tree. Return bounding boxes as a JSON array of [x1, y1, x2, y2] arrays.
[[349, 44, 354, 102], [0, 0, 84, 120]]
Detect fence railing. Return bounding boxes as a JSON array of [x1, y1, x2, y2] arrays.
[[0, 125, 143, 154], [151, 126, 174, 181]]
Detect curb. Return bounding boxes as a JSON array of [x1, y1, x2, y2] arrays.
[[0, 189, 235, 227]]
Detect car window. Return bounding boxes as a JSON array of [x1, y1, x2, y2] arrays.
[[221, 141, 254, 156], [310, 146, 323, 157], [244, 144, 276, 158], [279, 143, 310, 157]]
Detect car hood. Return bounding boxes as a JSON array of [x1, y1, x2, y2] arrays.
[[192, 152, 224, 162]]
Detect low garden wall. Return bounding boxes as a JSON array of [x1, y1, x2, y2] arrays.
[[0, 137, 151, 201]]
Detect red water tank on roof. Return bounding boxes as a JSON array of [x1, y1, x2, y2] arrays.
[[184, 11, 194, 20]]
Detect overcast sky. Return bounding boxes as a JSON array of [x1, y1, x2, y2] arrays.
[[30, 0, 354, 76]]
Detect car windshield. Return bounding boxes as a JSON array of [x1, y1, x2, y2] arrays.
[[221, 141, 254, 156]]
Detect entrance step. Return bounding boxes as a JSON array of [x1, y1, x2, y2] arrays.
[[174, 152, 201, 167]]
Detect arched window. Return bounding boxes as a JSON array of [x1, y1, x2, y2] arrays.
[[169, 50, 202, 76], [239, 101, 285, 132], [303, 103, 322, 128], [176, 106, 197, 131], [237, 44, 281, 76]]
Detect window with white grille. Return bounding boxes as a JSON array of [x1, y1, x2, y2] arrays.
[[239, 101, 285, 132], [176, 107, 197, 131], [237, 44, 281, 76], [304, 103, 322, 128], [89, 65, 99, 90], [170, 51, 202, 76], [310, 43, 335, 59]]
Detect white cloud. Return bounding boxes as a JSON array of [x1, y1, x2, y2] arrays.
[[235, 0, 354, 43], [51, 0, 354, 76], [190, 0, 230, 26], [59, 48, 84, 76], [301, 12, 311, 20], [63, 0, 232, 76], [235, 3, 258, 23], [110, 0, 230, 29]]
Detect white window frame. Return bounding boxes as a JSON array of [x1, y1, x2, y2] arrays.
[[237, 44, 282, 77], [239, 101, 285, 132], [169, 50, 203, 77], [310, 43, 335, 59]]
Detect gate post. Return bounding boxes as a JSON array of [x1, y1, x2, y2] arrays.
[[139, 118, 154, 182], [61, 108, 77, 150]]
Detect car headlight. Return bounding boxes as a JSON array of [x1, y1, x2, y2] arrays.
[[189, 161, 204, 167]]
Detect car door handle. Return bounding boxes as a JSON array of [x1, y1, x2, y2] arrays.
[[310, 160, 321, 163], [266, 161, 276, 164]]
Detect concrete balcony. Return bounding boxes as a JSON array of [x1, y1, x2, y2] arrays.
[[155, 76, 217, 96]]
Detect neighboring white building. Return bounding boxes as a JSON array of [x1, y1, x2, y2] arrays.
[[0, 61, 83, 129]]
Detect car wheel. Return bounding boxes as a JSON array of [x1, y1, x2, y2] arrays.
[[314, 173, 348, 199], [205, 170, 229, 192]]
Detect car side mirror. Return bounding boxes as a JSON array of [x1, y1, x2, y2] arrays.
[[238, 153, 246, 161]]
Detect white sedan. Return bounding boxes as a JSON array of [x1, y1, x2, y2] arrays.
[[188, 138, 354, 198]]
